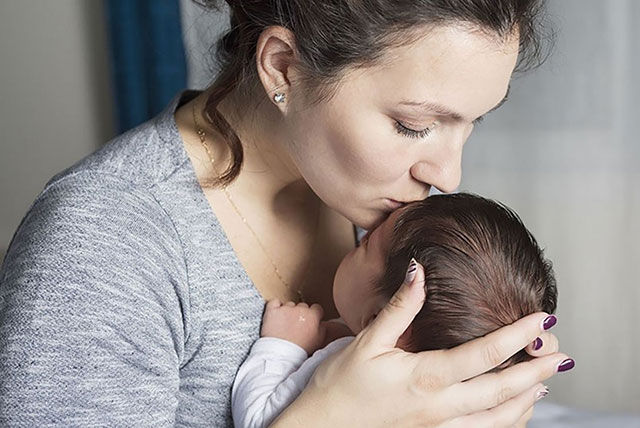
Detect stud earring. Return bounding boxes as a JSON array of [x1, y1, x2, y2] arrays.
[[273, 92, 286, 104]]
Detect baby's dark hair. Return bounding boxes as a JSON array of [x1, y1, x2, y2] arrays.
[[374, 193, 557, 368]]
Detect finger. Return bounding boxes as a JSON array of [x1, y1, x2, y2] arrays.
[[444, 353, 568, 414], [440, 313, 557, 383], [525, 331, 559, 357], [296, 302, 309, 308], [284, 301, 296, 307], [513, 405, 534, 428], [310, 303, 324, 318], [266, 299, 282, 309], [446, 383, 546, 428], [359, 259, 426, 350]]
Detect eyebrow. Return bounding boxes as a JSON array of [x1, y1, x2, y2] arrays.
[[398, 84, 511, 123]]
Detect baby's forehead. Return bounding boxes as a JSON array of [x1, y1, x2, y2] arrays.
[[387, 205, 414, 232]]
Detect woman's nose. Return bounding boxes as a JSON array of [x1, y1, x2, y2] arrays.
[[409, 128, 468, 194], [410, 156, 461, 194]]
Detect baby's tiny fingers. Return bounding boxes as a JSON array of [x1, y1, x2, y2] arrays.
[[526, 332, 559, 357], [284, 301, 296, 307], [297, 302, 309, 308], [310, 303, 324, 318], [266, 299, 282, 309]]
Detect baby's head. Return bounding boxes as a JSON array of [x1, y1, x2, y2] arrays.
[[333, 193, 557, 367]]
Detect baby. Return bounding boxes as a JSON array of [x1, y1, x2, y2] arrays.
[[231, 193, 558, 428]]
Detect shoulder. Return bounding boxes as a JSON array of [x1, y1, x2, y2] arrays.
[[48, 90, 192, 190], [1, 169, 186, 288], [0, 174, 188, 425], [24, 169, 179, 241], [0, 169, 190, 358]]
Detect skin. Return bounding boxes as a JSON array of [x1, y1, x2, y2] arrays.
[[269, 25, 515, 231], [260, 207, 404, 355], [332, 207, 406, 334], [262, 201, 548, 373], [176, 24, 515, 313], [175, 21, 568, 428], [270, 265, 565, 428]]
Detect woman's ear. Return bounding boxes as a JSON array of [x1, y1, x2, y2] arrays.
[[255, 26, 299, 111]]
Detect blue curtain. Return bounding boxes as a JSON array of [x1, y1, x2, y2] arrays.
[[105, 0, 187, 133]]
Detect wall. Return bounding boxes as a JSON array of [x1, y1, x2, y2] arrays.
[[461, 0, 640, 413], [0, 0, 115, 256]]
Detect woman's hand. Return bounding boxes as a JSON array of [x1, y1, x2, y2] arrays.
[[271, 262, 572, 428]]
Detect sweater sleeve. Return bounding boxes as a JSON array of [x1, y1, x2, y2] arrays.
[[231, 336, 355, 428], [0, 172, 189, 427]]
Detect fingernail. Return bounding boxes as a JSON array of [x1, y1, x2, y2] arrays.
[[536, 385, 549, 401], [557, 358, 575, 373], [404, 258, 417, 284], [532, 337, 543, 351], [542, 315, 557, 330]]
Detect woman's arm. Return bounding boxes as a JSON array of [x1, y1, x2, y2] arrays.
[[270, 262, 569, 428], [0, 172, 187, 426]]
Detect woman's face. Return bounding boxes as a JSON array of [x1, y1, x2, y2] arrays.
[[284, 25, 519, 229]]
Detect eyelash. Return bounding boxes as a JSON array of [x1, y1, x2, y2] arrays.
[[473, 116, 485, 126], [394, 121, 433, 139], [395, 115, 486, 139]]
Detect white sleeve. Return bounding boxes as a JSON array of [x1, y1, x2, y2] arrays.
[[231, 336, 355, 428]]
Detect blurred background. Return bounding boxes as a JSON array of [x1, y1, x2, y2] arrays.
[[0, 0, 638, 417]]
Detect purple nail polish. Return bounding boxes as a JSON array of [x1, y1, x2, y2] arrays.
[[535, 386, 549, 401], [404, 258, 418, 284], [542, 315, 557, 330], [557, 358, 575, 373], [532, 337, 543, 351]]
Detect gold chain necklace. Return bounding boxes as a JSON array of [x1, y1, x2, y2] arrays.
[[192, 100, 313, 302]]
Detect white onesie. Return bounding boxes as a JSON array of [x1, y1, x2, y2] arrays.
[[231, 334, 355, 428]]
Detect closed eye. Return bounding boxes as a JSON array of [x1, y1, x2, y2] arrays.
[[395, 121, 433, 139]]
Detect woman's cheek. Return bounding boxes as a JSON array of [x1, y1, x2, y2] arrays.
[[331, 125, 406, 187]]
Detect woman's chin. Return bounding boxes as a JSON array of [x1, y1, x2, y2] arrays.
[[353, 209, 389, 231]]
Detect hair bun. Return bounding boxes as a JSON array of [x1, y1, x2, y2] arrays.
[[221, 0, 241, 10], [193, 0, 234, 12]]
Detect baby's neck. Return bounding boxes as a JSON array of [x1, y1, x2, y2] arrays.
[[321, 319, 354, 347]]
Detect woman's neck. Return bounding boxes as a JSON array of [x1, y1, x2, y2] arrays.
[[180, 86, 314, 214], [175, 87, 354, 313]]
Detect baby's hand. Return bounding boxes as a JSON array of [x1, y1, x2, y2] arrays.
[[260, 299, 325, 355]]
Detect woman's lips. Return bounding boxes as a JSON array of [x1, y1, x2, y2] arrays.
[[383, 198, 407, 211]]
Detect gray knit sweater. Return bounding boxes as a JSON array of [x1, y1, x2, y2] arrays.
[[0, 90, 266, 427]]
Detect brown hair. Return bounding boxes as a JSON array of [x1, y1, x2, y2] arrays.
[[375, 193, 557, 368], [192, 0, 554, 187]]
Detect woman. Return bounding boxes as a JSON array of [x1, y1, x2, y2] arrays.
[[0, 0, 572, 426]]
